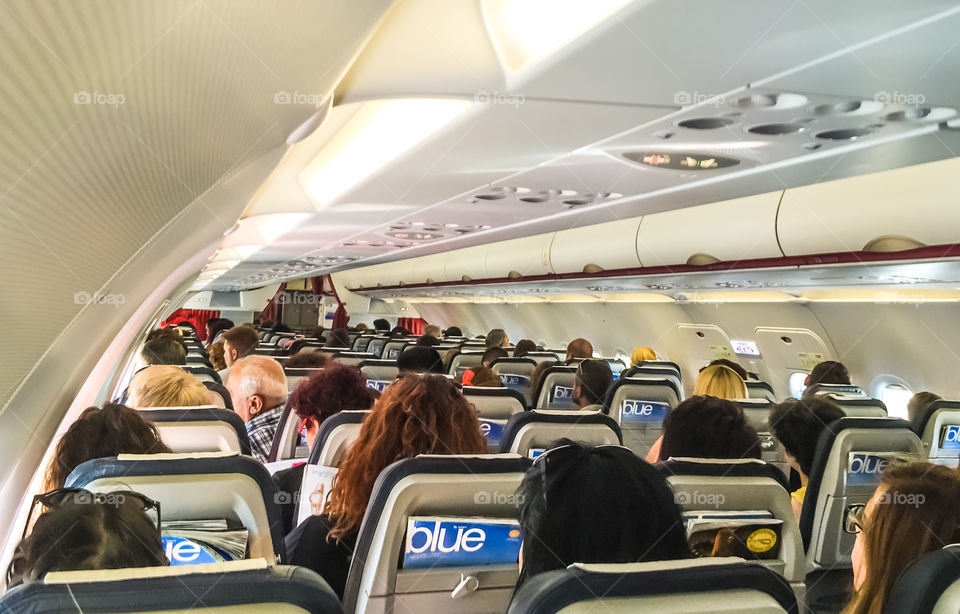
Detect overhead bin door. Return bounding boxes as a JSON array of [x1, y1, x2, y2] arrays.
[[549, 217, 642, 273]]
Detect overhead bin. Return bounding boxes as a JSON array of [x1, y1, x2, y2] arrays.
[[777, 158, 960, 256], [483, 233, 555, 279], [635, 192, 784, 267], [443, 244, 489, 281], [549, 218, 642, 274]]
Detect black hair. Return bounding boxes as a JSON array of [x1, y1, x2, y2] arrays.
[[416, 334, 440, 347], [373, 318, 390, 332], [513, 339, 537, 358], [482, 347, 508, 366], [769, 397, 845, 476], [575, 359, 613, 405], [390, 325, 411, 337], [397, 346, 444, 374], [311, 326, 326, 340], [701, 358, 748, 381], [660, 396, 761, 461], [517, 440, 691, 588], [443, 326, 463, 337], [807, 361, 851, 387], [141, 338, 186, 366]]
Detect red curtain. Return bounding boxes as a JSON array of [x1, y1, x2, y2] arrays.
[[322, 275, 351, 329], [161, 309, 220, 341], [397, 317, 427, 335], [260, 282, 287, 323]]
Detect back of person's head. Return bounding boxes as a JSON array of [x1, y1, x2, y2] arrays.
[[284, 350, 329, 369], [517, 441, 690, 587], [326, 328, 351, 348], [847, 462, 960, 614], [481, 347, 508, 366], [769, 397, 845, 477], [389, 325, 410, 338], [630, 346, 656, 366], [807, 360, 851, 388], [693, 364, 747, 399], [141, 337, 186, 366], [128, 365, 211, 408], [485, 328, 508, 349], [310, 325, 326, 340], [530, 360, 559, 396], [45, 404, 170, 490], [574, 359, 613, 407], [208, 318, 234, 342], [373, 318, 390, 332], [272, 323, 293, 333], [207, 340, 226, 371], [702, 358, 748, 381], [565, 338, 593, 361], [291, 364, 375, 427], [907, 391, 942, 423], [6, 495, 167, 587], [326, 375, 486, 538], [468, 366, 502, 387], [227, 356, 288, 419], [513, 339, 537, 358], [145, 328, 178, 343], [397, 346, 444, 374], [416, 334, 440, 347], [423, 325, 442, 339], [443, 326, 462, 337], [660, 396, 760, 461], [355, 323, 369, 332], [221, 326, 260, 366]]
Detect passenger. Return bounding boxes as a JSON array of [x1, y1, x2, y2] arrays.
[[5, 492, 167, 587], [769, 397, 845, 517], [565, 338, 593, 362], [285, 375, 486, 598], [389, 325, 411, 337], [462, 347, 508, 385], [145, 327, 180, 343], [515, 440, 691, 589], [285, 350, 329, 369], [443, 326, 463, 338], [415, 334, 440, 347], [630, 346, 656, 366], [396, 346, 444, 375], [466, 366, 502, 387], [423, 324, 442, 339], [127, 365, 212, 408], [693, 364, 747, 399], [354, 323, 369, 332], [309, 325, 326, 340], [513, 338, 537, 358], [207, 318, 234, 346], [485, 328, 509, 349], [273, 365, 377, 532], [658, 396, 761, 461], [141, 337, 186, 366], [219, 325, 261, 383], [44, 404, 170, 491], [573, 359, 613, 410], [207, 340, 226, 371], [372, 318, 390, 333], [845, 462, 960, 614], [701, 358, 748, 381], [907, 391, 942, 424], [804, 360, 851, 393], [324, 328, 350, 348], [225, 355, 288, 463], [529, 360, 559, 398]]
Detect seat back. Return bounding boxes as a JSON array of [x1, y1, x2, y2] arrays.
[[806, 383, 866, 397], [449, 351, 485, 378], [600, 358, 627, 380], [381, 339, 413, 361], [285, 367, 324, 393], [524, 352, 561, 364], [507, 559, 798, 614], [367, 336, 391, 358], [735, 399, 787, 473], [139, 406, 251, 455], [267, 400, 308, 463], [747, 381, 777, 402], [0, 560, 342, 613], [203, 380, 233, 409], [360, 360, 399, 393], [660, 458, 804, 587], [824, 394, 888, 418], [800, 418, 924, 571], [533, 366, 579, 410], [885, 544, 960, 614], [306, 410, 370, 467], [914, 400, 960, 467], [343, 455, 531, 614], [490, 358, 538, 401], [352, 335, 376, 352], [182, 364, 222, 384], [332, 351, 378, 367], [603, 376, 681, 457], [463, 386, 528, 419], [499, 410, 622, 457], [66, 453, 286, 562]]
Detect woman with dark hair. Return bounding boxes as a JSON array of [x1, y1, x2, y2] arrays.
[[6, 491, 167, 587], [44, 404, 171, 491], [516, 440, 691, 589], [658, 396, 761, 461], [803, 360, 851, 393], [844, 462, 960, 614], [285, 375, 486, 598], [513, 339, 537, 358]]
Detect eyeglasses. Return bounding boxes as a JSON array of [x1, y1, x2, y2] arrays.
[[844, 503, 867, 534], [21, 488, 161, 541]]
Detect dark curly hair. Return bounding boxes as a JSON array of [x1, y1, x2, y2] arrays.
[[290, 365, 376, 428], [660, 395, 761, 461]]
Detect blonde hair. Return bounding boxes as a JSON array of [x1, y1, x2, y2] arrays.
[[128, 365, 211, 408], [693, 365, 747, 399], [630, 346, 656, 366]]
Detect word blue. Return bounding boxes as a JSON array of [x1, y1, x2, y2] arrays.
[[404, 518, 522, 569], [620, 400, 669, 424]]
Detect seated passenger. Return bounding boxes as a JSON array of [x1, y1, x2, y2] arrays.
[[127, 365, 212, 408], [630, 346, 656, 366], [219, 325, 261, 383], [206, 318, 234, 347], [693, 364, 747, 399], [373, 318, 390, 333], [325, 328, 351, 348], [208, 340, 226, 371], [44, 404, 170, 491], [515, 440, 690, 589], [389, 325, 411, 337], [354, 323, 369, 332], [423, 324, 442, 340], [466, 366, 502, 387], [443, 326, 463, 338], [485, 328, 509, 349], [225, 356, 288, 463], [285, 349, 328, 369], [397, 346, 444, 375], [415, 334, 440, 347], [769, 397, 845, 517], [658, 396, 761, 461], [285, 375, 486, 598], [907, 391, 942, 423], [462, 347, 508, 385], [701, 358, 748, 381], [845, 462, 960, 614], [6, 491, 167, 587], [141, 337, 186, 366], [803, 360, 851, 395], [573, 359, 613, 410], [529, 360, 559, 398], [513, 338, 537, 358], [565, 338, 593, 362]]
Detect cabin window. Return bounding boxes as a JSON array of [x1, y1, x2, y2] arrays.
[[788, 372, 808, 399], [881, 383, 913, 420]]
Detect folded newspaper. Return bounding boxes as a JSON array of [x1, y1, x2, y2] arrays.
[[161, 519, 248, 565], [683, 510, 783, 560]]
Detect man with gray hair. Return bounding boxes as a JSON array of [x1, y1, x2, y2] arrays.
[[225, 355, 288, 462], [485, 328, 509, 349]]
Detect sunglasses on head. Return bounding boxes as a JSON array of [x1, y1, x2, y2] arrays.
[[21, 487, 161, 541]]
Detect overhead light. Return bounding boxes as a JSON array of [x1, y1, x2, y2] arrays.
[[300, 98, 472, 208], [546, 294, 603, 303], [252, 213, 313, 242], [675, 291, 800, 304], [802, 289, 960, 303], [502, 295, 547, 303], [483, 0, 633, 72], [602, 293, 674, 303], [215, 245, 263, 260]]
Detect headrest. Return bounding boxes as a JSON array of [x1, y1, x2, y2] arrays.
[[376, 454, 532, 484], [116, 451, 239, 460], [138, 404, 220, 411], [885, 544, 960, 614], [491, 357, 538, 367], [45, 559, 269, 583], [139, 409, 251, 455], [604, 375, 683, 409], [660, 457, 790, 491], [914, 400, 960, 435], [307, 410, 370, 465], [500, 410, 623, 452], [462, 386, 527, 402], [570, 557, 745, 574], [806, 383, 865, 397]]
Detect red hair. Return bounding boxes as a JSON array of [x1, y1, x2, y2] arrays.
[[326, 374, 486, 539], [290, 365, 375, 426]]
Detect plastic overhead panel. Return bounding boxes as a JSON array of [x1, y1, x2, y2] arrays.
[[549, 218, 642, 274]]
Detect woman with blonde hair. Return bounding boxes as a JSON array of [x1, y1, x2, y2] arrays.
[[630, 346, 656, 366], [127, 365, 212, 408]]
